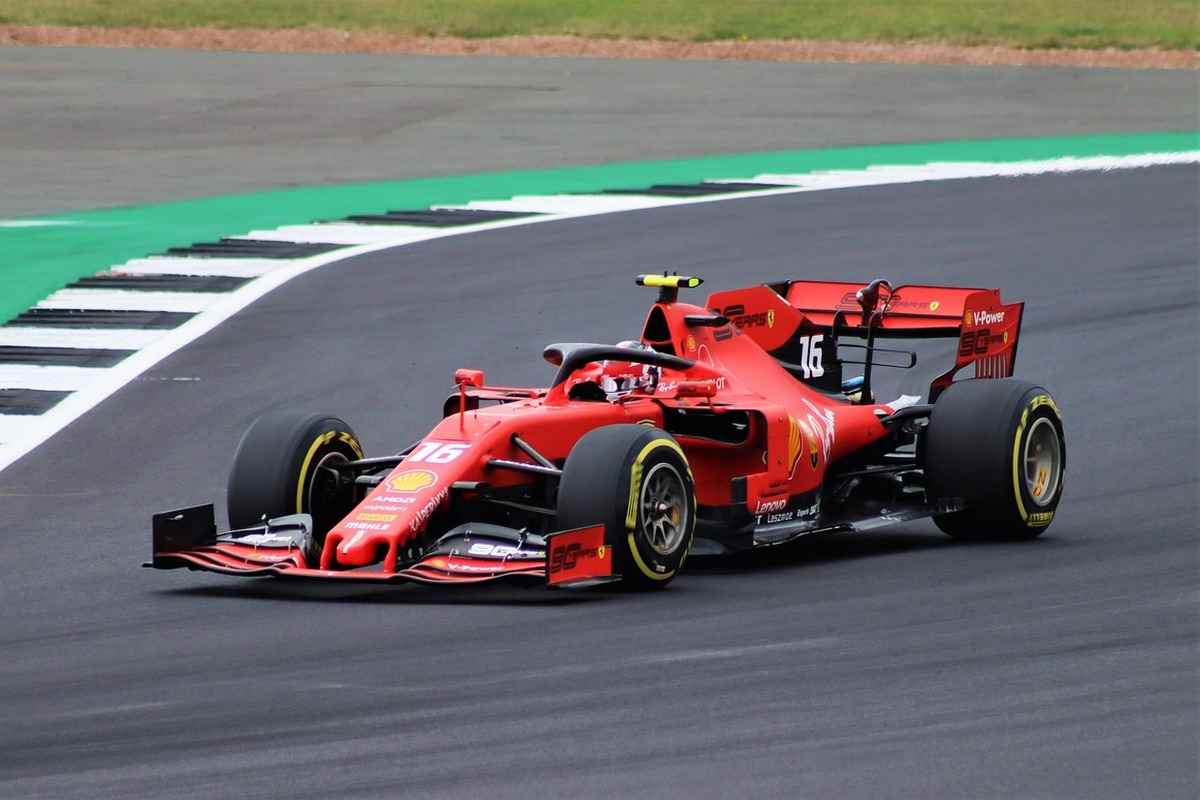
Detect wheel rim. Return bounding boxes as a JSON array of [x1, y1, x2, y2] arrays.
[[1023, 417, 1062, 507], [639, 462, 688, 555], [307, 450, 349, 530]]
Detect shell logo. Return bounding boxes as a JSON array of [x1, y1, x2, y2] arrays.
[[963, 310, 973, 326], [929, 301, 940, 311], [766, 309, 776, 328], [389, 469, 437, 493], [685, 334, 697, 352]]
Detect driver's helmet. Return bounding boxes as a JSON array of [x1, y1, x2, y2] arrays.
[[599, 340, 655, 398]]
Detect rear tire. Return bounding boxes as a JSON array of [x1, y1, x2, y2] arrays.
[[924, 379, 1065, 540], [227, 410, 364, 545], [557, 425, 695, 588]]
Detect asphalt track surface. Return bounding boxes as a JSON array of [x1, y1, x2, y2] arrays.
[[3, 45, 1198, 216], [1, 164, 1196, 798]]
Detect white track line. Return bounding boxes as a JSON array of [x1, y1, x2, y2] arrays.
[[448, 194, 686, 214], [0, 328, 164, 350], [0, 220, 77, 228], [235, 224, 439, 246], [0, 414, 43, 445], [0, 365, 111, 392], [0, 150, 1195, 473], [113, 257, 281, 278], [36, 289, 218, 313], [748, 151, 1200, 188]]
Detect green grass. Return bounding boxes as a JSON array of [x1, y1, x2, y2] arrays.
[[2, 0, 1196, 50]]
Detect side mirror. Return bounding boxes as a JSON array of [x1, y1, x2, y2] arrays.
[[454, 369, 485, 388]]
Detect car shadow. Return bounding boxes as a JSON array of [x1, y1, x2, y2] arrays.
[[153, 526, 982, 606], [156, 579, 611, 607], [687, 527, 955, 575], [688, 525, 1069, 577]]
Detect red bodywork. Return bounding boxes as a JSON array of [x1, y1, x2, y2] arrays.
[[151, 278, 1023, 585]]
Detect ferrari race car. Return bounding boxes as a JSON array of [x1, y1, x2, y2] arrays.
[[149, 274, 1066, 589]]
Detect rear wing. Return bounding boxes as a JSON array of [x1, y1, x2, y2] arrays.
[[708, 280, 1024, 402], [778, 280, 987, 334]]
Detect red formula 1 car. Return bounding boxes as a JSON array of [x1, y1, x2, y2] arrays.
[[149, 274, 1066, 589]]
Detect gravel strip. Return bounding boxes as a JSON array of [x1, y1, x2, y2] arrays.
[[2, 25, 1196, 70]]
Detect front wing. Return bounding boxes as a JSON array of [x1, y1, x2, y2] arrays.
[[146, 505, 610, 587]]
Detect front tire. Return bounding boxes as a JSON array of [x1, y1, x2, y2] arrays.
[[227, 410, 364, 545], [557, 425, 695, 588], [924, 379, 1065, 540]]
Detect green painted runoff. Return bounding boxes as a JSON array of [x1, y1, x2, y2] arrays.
[[2, 131, 1196, 325]]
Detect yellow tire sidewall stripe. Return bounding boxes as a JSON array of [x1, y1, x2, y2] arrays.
[[296, 430, 336, 513], [1011, 408, 1030, 523], [339, 430, 364, 459], [294, 428, 362, 513], [1011, 394, 1062, 526], [625, 436, 690, 582]]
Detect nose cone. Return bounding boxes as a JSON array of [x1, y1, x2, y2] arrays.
[[322, 465, 458, 570], [334, 529, 384, 567]]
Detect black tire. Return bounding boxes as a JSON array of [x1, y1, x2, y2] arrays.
[[227, 410, 364, 545], [924, 379, 1065, 540], [557, 424, 695, 588]]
